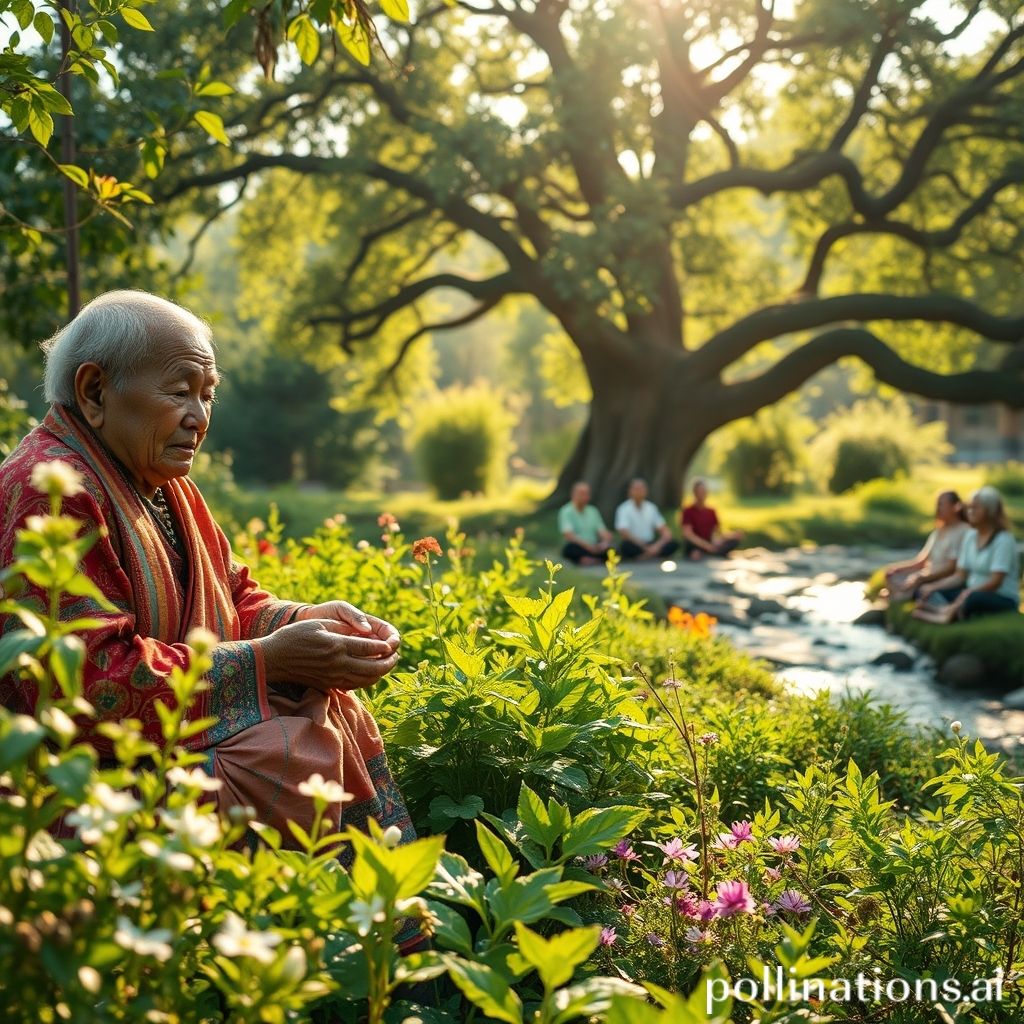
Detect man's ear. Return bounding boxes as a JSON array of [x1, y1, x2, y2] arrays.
[[74, 363, 107, 429]]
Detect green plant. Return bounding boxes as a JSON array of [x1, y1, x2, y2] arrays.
[[986, 462, 1024, 499], [409, 384, 516, 499], [854, 478, 923, 518]]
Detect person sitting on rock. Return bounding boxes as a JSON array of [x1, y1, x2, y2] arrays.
[[883, 490, 969, 601], [913, 486, 1020, 623], [558, 480, 614, 566], [680, 478, 744, 561], [614, 478, 680, 561]]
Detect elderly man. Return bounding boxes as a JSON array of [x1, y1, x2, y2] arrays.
[[0, 291, 415, 869], [680, 478, 744, 560], [557, 481, 614, 565], [614, 478, 679, 560]]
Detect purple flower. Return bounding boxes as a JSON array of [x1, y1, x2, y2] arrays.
[[761, 901, 777, 916], [599, 926, 617, 946], [611, 840, 640, 862], [684, 926, 713, 944], [663, 869, 690, 889], [697, 899, 718, 922], [673, 893, 699, 917], [713, 833, 740, 850], [697, 732, 719, 746], [769, 835, 801, 855], [729, 821, 754, 843], [762, 866, 782, 883], [606, 878, 628, 894], [648, 838, 699, 863], [775, 889, 812, 914], [582, 854, 608, 871], [713, 880, 756, 917], [662, 678, 683, 691], [645, 932, 665, 948]]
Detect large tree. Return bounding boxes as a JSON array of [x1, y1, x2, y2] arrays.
[[55, 2, 1024, 506]]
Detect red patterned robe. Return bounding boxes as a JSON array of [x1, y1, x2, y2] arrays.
[[0, 406, 414, 852]]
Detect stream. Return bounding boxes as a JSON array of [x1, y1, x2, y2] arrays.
[[618, 546, 1024, 756]]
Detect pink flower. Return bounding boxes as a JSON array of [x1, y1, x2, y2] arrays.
[[769, 835, 801, 855], [663, 870, 689, 890], [697, 899, 718, 922], [621, 903, 638, 917], [606, 878, 628, 894], [713, 880, 755, 917], [697, 732, 719, 746], [648, 838, 699, 863], [729, 821, 753, 843], [761, 901, 777, 916], [611, 840, 640, 862], [775, 890, 812, 914], [582, 854, 608, 871], [599, 926, 617, 946], [713, 833, 740, 850], [662, 678, 683, 691], [645, 933, 665, 948], [762, 866, 783, 883]]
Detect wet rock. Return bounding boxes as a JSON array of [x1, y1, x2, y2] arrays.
[[938, 653, 986, 689], [747, 597, 788, 618], [872, 650, 915, 672], [853, 607, 887, 626], [1001, 686, 1024, 711]]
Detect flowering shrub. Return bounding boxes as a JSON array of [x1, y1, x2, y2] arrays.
[[667, 607, 718, 638]]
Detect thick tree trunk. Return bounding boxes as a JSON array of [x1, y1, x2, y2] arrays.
[[550, 343, 719, 519]]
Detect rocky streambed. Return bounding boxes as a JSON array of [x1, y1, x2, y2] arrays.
[[618, 545, 1024, 756]]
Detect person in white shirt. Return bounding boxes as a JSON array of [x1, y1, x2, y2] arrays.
[[883, 490, 970, 601], [914, 486, 1020, 623], [614, 478, 679, 560]]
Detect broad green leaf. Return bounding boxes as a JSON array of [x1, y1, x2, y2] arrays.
[[380, 0, 410, 21], [12, 0, 33, 30], [194, 80, 234, 97], [540, 587, 574, 633], [446, 639, 485, 678], [0, 628, 42, 675], [561, 805, 647, 860], [34, 11, 55, 45], [430, 851, 487, 915], [50, 634, 85, 696], [45, 751, 94, 800], [287, 14, 321, 65], [0, 715, 47, 770], [425, 901, 474, 955], [28, 103, 54, 146], [475, 820, 518, 888], [120, 7, 154, 31], [550, 978, 649, 1024], [516, 783, 560, 853], [390, 834, 446, 899], [505, 595, 547, 619], [430, 793, 484, 820], [141, 138, 166, 179], [444, 956, 523, 1024], [514, 923, 600, 991], [35, 84, 72, 115], [336, 19, 370, 66], [194, 110, 229, 146], [542, 880, 596, 904], [686, 960, 733, 1023], [487, 867, 563, 933]]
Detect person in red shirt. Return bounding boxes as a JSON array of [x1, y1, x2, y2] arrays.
[[680, 479, 744, 560]]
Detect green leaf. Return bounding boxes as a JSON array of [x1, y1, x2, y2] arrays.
[[380, 0, 410, 21], [475, 820, 518, 888], [46, 751, 94, 800], [561, 806, 647, 861], [222, 0, 249, 28], [541, 588, 574, 633], [50, 634, 86, 696], [120, 7, 154, 31], [12, 0, 33, 31], [336, 19, 370, 66], [542, 879, 596, 904], [34, 10, 55, 45], [28, 103, 54, 146], [488, 868, 563, 934], [446, 639, 485, 679], [0, 715, 47, 770], [430, 851, 487, 914], [514, 923, 600, 991], [505, 595, 547, 619], [425, 901, 474, 955], [390, 834, 446, 900], [193, 110, 229, 146], [516, 783, 561, 853], [444, 956, 523, 1024], [194, 80, 234, 97], [34, 84, 73, 115], [430, 793, 484, 821], [140, 138, 166, 179], [0, 629, 43, 675], [287, 14, 321, 65]]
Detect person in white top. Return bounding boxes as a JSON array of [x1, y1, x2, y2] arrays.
[[883, 490, 970, 601], [614, 478, 680, 560], [914, 486, 1021, 624]]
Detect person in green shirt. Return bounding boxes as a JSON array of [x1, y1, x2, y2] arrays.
[[558, 481, 614, 565]]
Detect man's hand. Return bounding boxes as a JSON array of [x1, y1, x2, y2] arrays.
[[296, 601, 401, 654]]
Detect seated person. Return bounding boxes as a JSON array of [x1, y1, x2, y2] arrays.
[[614, 478, 679, 560], [913, 486, 1020, 624], [680, 478, 744, 560], [883, 490, 969, 601], [558, 481, 614, 566]]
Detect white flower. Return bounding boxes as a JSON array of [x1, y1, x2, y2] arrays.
[[111, 880, 143, 907], [381, 825, 403, 849], [185, 627, 218, 654], [31, 460, 85, 498], [166, 766, 222, 793], [951, 720, 962, 734], [297, 773, 352, 805], [139, 838, 196, 872], [78, 966, 102, 994], [66, 784, 141, 844], [114, 916, 174, 961], [348, 895, 387, 936], [162, 803, 221, 847], [279, 945, 307, 983], [212, 912, 283, 964]]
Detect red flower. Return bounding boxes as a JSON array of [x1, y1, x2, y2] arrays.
[[412, 536, 443, 564], [257, 539, 277, 557], [377, 513, 398, 529]]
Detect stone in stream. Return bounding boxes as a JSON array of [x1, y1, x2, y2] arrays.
[[938, 653, 986, 689], [747, 597, 788, 619], [1001, 686, 1024, 711], [871, 650, 915, 672], [852, 606, 887, 626]]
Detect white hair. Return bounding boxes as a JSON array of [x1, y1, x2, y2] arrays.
[[41, 290, 214, 406], [971, 485, 1004, 521]]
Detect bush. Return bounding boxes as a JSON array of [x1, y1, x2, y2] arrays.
[[709, 403, 812, 497], [854, 478, 923, 518], [409, 384, 515, 499], [811, 397, 951, 494], [987, 461, 1024, 498]]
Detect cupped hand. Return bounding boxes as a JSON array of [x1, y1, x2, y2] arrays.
[[257, 618, 400, 692], [297, 600, 400, 653]]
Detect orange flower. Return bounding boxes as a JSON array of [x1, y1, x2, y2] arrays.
[[412, 536, 442, 563], [377, 512, 398, 529], [667, 606, 717, 637]]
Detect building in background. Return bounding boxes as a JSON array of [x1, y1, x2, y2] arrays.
[[918, 402, 1023, 464]]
